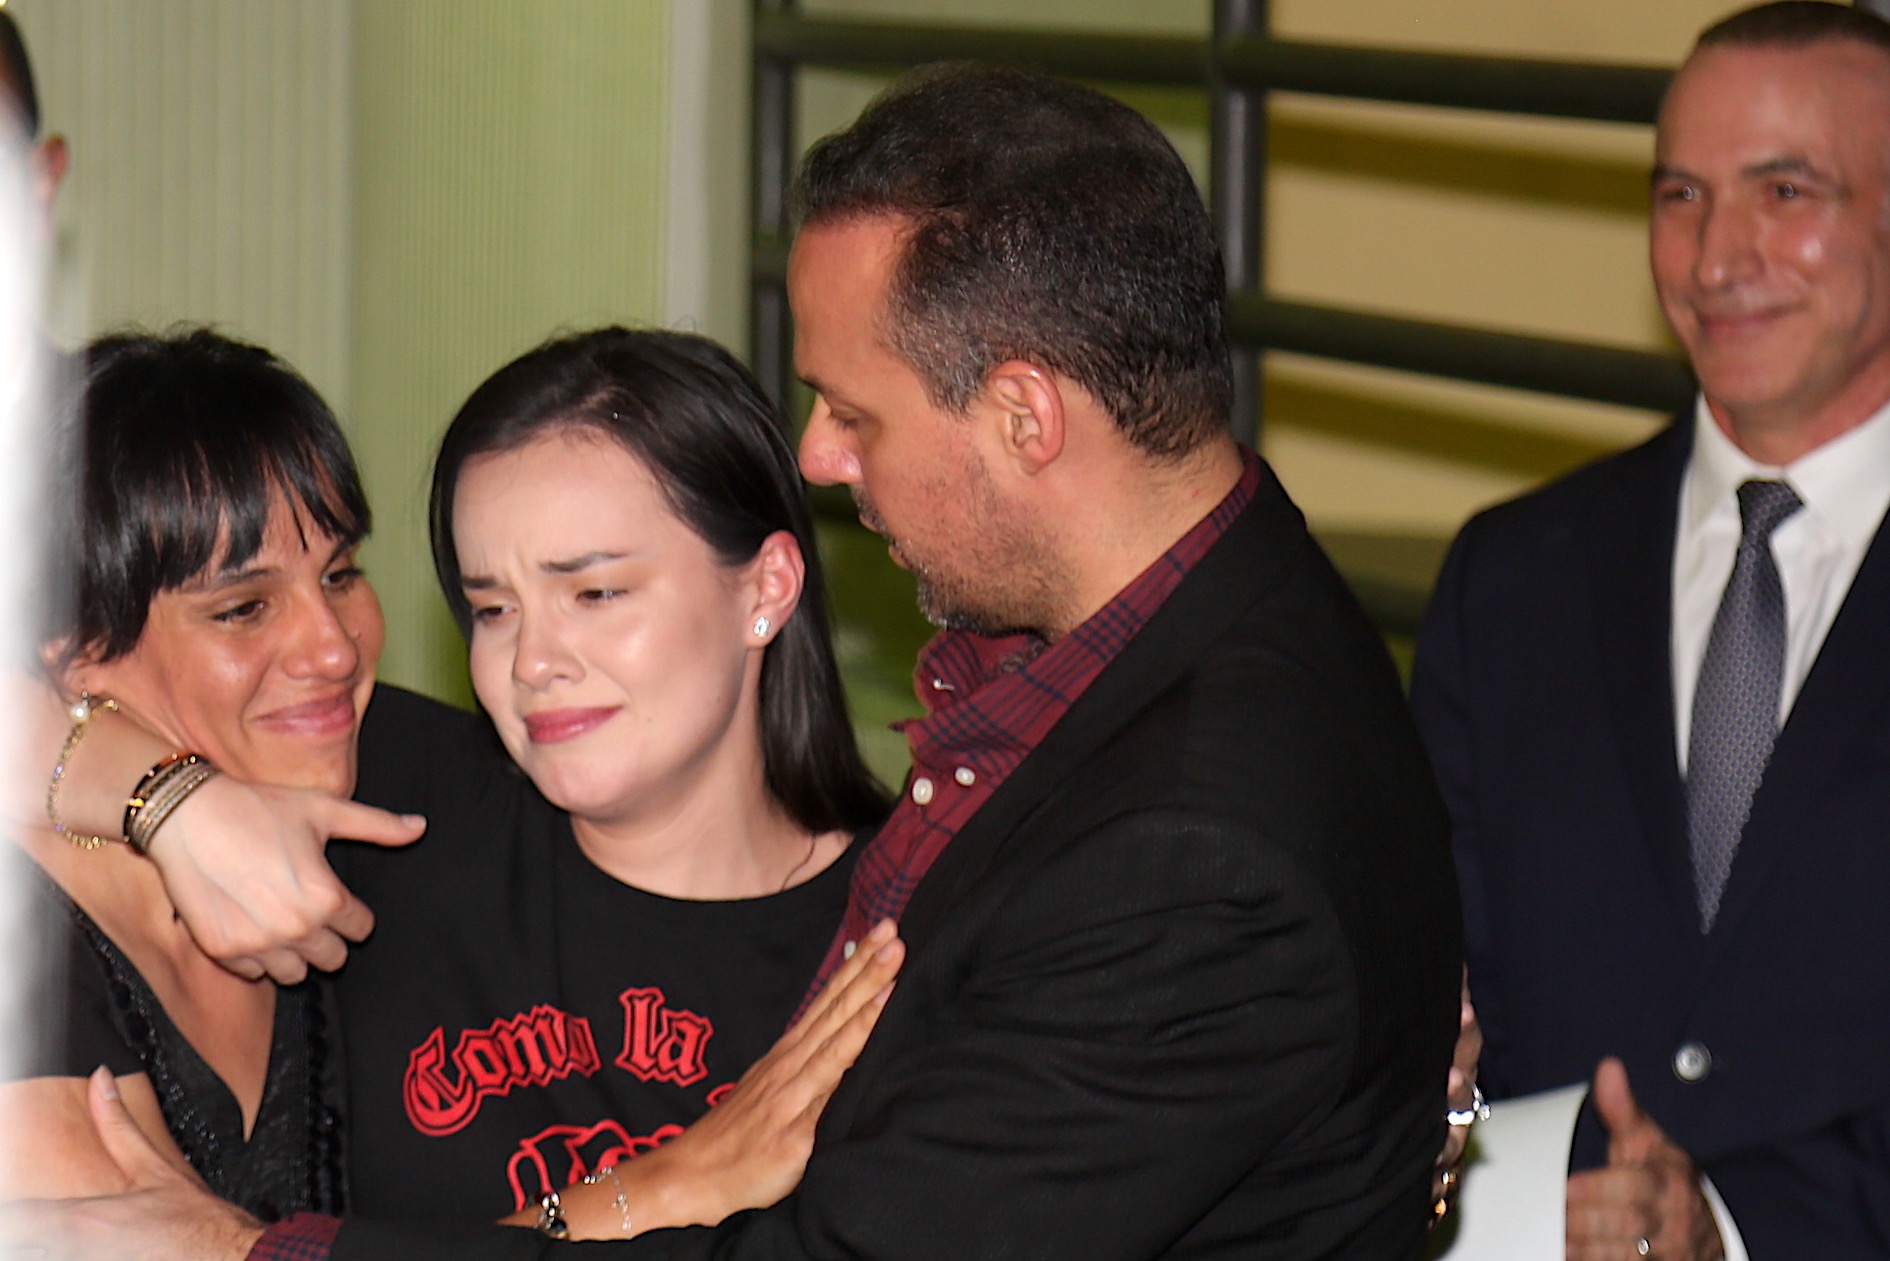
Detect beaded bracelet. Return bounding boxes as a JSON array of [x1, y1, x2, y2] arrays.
[[48, 694, 119, 850], [534, 1189, 570, 1239], [582, 1164, 635, 1237]]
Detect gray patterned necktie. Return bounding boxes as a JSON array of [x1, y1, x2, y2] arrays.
[[1687, 478, 1803, 932]]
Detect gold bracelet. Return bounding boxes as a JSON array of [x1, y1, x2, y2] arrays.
[[48, 695, 119, 850], [126, 757, 220, 856], [124, 749, 197, 838]]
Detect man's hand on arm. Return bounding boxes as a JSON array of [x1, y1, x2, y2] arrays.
[[1565, 1057, 1724, 1261], [0, 1069, 264, 1261]]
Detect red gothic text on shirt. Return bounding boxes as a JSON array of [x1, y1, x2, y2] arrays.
[[402, 987, 717, 1135]]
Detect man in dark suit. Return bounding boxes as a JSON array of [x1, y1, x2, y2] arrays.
[[22, 66, 1461, 1261], [1411, 4, 1890, 1258]]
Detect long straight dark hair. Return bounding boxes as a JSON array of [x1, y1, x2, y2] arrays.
[[430, 327, 888, 837]]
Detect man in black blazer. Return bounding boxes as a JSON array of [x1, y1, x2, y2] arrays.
[[27, 67, 1461, 1261], [1412, 4, 1890, 1258]]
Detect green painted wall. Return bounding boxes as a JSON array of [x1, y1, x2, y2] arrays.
[[349, 1, 673, 702]]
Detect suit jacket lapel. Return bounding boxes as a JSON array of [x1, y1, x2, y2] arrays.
[[1589, 423, 1699, 937], [1707, 509, 1890, 946]]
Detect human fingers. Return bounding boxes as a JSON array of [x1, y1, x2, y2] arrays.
[[713, 934, 901, 1131], [168, 803, 404, 977], [85, 1070, 179, 1190], [170, 888, 333, 984], [1437, 1102, 1470, 1171], [300, 798, 423, 947], [809, 934, 902, 1049], [790, 954, 898, 1124], [1435, 972, 1483, 1178], [320, 798, 427, 850], [1642, 1161, 1722, 1261], [1592, 1057, 1653, 1153], [273, 927, 351, 980], [1454, 971, 1483, 1079], [783, 921, 899, 1047], [142, 784, 351, 965], [1593, 1056, 1700, 1173], [1567, 1167, 1658, 1260]]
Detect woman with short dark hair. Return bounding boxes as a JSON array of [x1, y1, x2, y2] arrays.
[[5, 327, 370, 1216]]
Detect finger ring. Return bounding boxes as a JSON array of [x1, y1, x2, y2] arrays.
[[1447, 1084, 1490, 1128], [1439, 1167, 1456, 1192], [1636, 1237, 1651, 1258]]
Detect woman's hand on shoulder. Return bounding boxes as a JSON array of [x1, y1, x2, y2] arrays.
[[150, 777, 425, 984]]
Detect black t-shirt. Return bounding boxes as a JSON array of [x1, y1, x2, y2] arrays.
[[338, 686, 855, 1221]]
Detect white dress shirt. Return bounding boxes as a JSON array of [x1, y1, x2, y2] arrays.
[[1671, 396, 1890, 772]]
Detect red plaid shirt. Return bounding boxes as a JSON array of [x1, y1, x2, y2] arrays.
[[249, 1212, 339, 1260], [252, 451, 1259, 1260], [797, 448, 1259, 1011]]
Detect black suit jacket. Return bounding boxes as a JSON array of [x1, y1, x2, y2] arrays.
[[335, 462, 1461, 1260], [1411, 420, 1890, 1259]]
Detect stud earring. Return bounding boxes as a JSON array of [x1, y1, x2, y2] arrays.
[[752, 615, 771, 638]]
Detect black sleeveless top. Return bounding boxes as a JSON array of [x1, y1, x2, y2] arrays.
[[11, 858, 346, 1219]]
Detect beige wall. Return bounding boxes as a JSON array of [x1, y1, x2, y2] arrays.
[[16, 0, 353, 406], [1264, 0, 1724, 543], [14, 0, 677, 702], [16, 0, 1755, 696], [348, 1, 672, 699]]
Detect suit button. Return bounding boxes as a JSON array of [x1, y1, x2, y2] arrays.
[[1672, 1041, 1712, 1083]]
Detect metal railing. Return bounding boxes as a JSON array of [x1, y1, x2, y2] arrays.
[[748, 3, 1722, 635], [749, 1, 1695, 448]]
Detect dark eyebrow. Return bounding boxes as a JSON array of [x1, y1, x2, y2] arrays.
[[1652, 155, 1836, 188], [182, 564, 276, 595], [461, 551, 632, 592], [184, 534, 361, 596], [1742, 155, 1836, 184], [543, 551, 626, 576]]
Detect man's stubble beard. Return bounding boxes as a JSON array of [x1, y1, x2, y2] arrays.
[[851, 478, 1063, 637]]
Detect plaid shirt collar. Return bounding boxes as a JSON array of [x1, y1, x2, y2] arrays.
[[905, 446, 1260, 770], [799, 448, 1261, 1012]]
